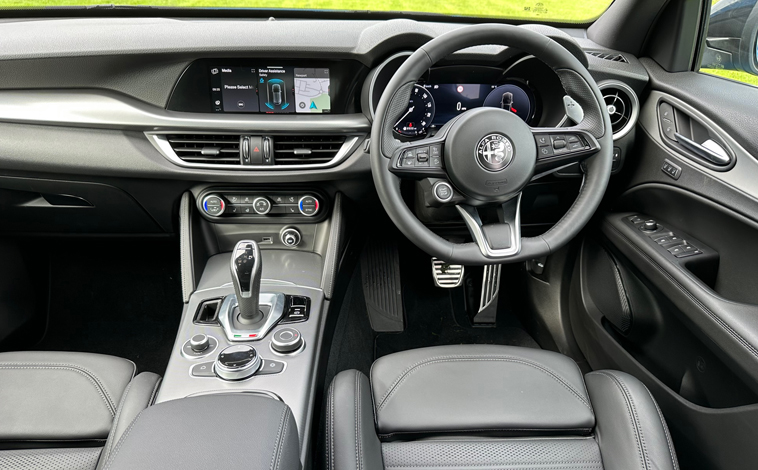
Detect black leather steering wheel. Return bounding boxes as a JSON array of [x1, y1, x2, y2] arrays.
[[370, 24, 614, 265]]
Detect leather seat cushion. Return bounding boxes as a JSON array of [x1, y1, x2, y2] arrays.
[[0, 351, 136, 443], [370, 345, 595, 437]]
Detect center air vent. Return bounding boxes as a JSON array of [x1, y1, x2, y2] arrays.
[[272, 136, 346, 165], [586, 51, 629, 63], [599, 82, 639, 139], [167, 134, 241, 165]]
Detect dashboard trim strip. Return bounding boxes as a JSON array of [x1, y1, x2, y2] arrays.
[[0, 90, 371, 133]]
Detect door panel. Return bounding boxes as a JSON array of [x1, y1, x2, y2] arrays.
[[570, 64, 758, 469]]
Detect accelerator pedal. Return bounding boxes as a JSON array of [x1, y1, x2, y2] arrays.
[[471, 264, 502, 325], [360, 237, 404, 332], [431, 258, 464, 288]]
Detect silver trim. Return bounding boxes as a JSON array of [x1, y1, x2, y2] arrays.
[[214, 344, 262, 381], [479, 265, 502, 312], [252, 197, 272, 215], [598, 80, 639, 141], [456, 194, 522, 259], [0, 90, 370, 133], [432, 181, 454, 203], [147, 132, 363, 171], [217, 292, 287, 342], [368, 51, 413, 119], [431, 258, 464, 288], [186, 390, 283, 401]]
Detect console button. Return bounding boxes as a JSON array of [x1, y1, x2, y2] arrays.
[[202, 195, 225, 217], [271, 327, 304, 354], [182, 335, 218, 359], [191, 362, 216, 378], [257, 359, 285, 375], [253, 197, 272, 215], [298, 196, 320, 217], [190, 334, 210, 352], [215, 344, 261, 381]]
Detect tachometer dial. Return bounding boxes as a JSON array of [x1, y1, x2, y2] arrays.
[[393, 85, 436, 137]]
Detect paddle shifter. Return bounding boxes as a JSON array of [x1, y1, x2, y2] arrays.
[[231, 240, 263, 325]]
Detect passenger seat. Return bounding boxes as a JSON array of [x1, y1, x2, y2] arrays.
[[0, 351, 160, 470]]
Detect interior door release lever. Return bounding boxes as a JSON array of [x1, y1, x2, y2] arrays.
[[674, 133, 731, 166]]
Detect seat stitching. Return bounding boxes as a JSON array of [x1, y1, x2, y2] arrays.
[[148, 377, 162, 406], [274, 408, 290, 470], [102, 409, 143, 470], [355, 370, 363, 470], [269, 406, 288, 470], [101, 378, 135, 462], [643, 386, 679, 470], [0, 364, 117, 416], [594, 372, 649, 470], [377, 356, 591, 413]]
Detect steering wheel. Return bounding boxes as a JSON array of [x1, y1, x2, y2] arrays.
[[370, 24, 614, 265]]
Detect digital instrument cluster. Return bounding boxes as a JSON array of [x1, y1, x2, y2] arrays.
[[210, 65, 331, 114], [393, 81, 537, 137]]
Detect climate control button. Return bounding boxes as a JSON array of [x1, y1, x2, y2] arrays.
[[298, 196, 319, 217], [253, 197, 272, 215]]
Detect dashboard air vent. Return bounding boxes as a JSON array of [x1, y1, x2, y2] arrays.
[[272, 135, 346, 165], [599, 83, 638, 138], [166, 134, 240, 165], [587, 51, 629, 63]]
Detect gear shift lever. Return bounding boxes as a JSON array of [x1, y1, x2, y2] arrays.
[[230, 240, 263, 325]]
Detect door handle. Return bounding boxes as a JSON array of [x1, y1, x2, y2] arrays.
[[674, 133, 732, 166]]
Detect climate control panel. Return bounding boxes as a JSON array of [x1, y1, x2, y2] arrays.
[[197, 190, 326, 222]]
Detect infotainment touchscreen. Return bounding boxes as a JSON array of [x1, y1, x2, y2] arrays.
[[210, 65, 331, 114]]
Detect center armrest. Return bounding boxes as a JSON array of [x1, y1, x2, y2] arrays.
[[102, 393, 300, 470]]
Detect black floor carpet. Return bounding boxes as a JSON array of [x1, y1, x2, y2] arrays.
[[374, 239, 539, 358], [33, 238, 183, 375]]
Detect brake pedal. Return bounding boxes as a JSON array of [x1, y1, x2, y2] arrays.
[[432, 258, 464, 288]]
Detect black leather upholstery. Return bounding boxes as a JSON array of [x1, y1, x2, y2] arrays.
[[101, 394, 301, 470], [327, 345, 679, 470], [0, 351, 160, 470]]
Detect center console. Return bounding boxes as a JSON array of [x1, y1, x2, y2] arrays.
[[156, 187, 346, 467]]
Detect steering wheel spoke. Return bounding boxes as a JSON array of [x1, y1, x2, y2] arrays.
[[456, 195, 522, 259], [532, 127, 601, 178], [388, 137, 448, 179]]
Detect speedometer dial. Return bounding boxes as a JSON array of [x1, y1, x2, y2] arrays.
[[393, 85, 436, 137]]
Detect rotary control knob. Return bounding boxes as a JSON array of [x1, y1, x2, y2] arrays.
[[201, 195, 225, 217], [252, 197, 272, 215], [280, 227, 302, 247], [298, 196, 320, 217], [271, 327, 304, 354], [642, 220, 658, 231], [189, 334, 210, 352], [214, 344, 261, 381]]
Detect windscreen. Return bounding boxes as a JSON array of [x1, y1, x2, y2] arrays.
[[4, 0, 614, 23]]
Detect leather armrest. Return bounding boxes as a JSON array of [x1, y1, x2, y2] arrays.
[[101, 394, 300, 470]]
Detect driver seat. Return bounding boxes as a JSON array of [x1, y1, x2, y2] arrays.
[[326, 345, 679, 470]]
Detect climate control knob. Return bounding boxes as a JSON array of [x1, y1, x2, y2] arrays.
[[201, 195, 225, 217], [298, 196, 320, 217], [280, 227, 302, 247]]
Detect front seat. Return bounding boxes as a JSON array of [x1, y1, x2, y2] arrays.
[[327, 345, 679, 470], [0, 351, 160, 470]]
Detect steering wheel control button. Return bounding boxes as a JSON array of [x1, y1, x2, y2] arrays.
[[215, 344, 261, 381], [191, 361, 216, 378], [271, 327, 304, 354], [182, 335, 218, 359], [257, 359, 286, 375], [433, 182, 454, 203], [202, 195, 225, 216], [280, 227, 302, 247], [298, 196, 319, 216]]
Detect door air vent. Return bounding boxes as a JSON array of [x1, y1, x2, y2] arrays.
[[167, 134, 241, 165], [599, 82, 639, 139], [272, 135, 346, 165], [586, 51, 629, 63]]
